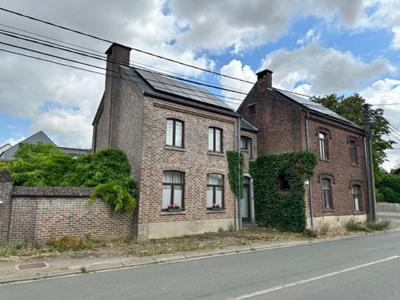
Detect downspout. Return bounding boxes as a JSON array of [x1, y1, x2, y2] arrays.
[[236, 115, 242, 231], [305, 111, 314, 230]]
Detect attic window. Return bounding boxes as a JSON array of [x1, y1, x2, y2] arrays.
[[248, 104, 256, 115], [278, 174, 290, 191]]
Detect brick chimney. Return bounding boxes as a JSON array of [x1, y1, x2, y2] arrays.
[[256, 68, 273, 90], [104, 43, 131, 92], [103, 43, 131, 147]]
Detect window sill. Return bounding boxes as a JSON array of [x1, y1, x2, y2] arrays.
[[319, 159, 330, 162], [161, 210, 186, 215], [322, 209, 334, 214], [351, 163, 360, 167], [208, 151, 224, 156], [352, 210, 364, 215], [206, 209, 226, 214], [165, 146, 185, 152]]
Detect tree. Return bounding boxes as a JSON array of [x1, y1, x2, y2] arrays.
[[312, 94, 394, 179]]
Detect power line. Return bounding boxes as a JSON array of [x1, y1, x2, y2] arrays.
[[0, 7, 255, 84], [0, 46, 248, 108]]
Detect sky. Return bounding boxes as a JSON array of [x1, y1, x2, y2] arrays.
[[0, 0, 400, 170]]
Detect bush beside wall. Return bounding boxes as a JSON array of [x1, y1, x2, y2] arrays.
[[250, 151, 316, 232]]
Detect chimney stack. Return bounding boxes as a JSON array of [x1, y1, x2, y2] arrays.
[[104, 43, 131, 92], [256, 68, 273, 89]]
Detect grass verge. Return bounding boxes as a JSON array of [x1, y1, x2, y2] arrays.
[[0, 227, 307, 260], [345, 220, 391, 232]]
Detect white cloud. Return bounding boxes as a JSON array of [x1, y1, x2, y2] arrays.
[[297, 29, 320, 46], [219, 59, 257, 110], [260, 42, 390, 95], [359, 78, 400, 171], [391, 26, 400, 49], [1, 136, 26, 147]]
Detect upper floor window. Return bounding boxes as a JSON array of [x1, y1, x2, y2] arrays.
[[321, 178, 333, 211], [240, 136, 252, 158], [318, 132, 329, 160], [352, 184, 361, 212], [162, 171, 184, 211], [207, 174, 224, 210], [208, 127, 223, 153], [166, 119, 184, 148], [248, 104, 256, 115], [349, 139, 358, 165]]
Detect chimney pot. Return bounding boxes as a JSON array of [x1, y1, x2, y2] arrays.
[[256, 68, 273, 88]]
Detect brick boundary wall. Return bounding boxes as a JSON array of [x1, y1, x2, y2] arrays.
[[0, 171, 134, 243], [377, 202, 400, 213]]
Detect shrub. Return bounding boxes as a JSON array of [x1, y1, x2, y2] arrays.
[[345, 219, 369, 232], [367, 221, 390, 231], [6, 145, 136, 211], [48, 236, 94, 252], [250, 151, 316, 232], [376, 172, 400, 203]]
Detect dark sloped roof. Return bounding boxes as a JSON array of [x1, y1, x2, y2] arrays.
[[120, 66, 237, 117], [272, 89, 363, 130], [240, 118, 258, 132]]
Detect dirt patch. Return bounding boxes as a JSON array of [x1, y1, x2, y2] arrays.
[[0, 227, 308, 261]]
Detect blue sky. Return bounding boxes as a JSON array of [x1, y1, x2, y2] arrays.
[[1, 0, 400, 169]]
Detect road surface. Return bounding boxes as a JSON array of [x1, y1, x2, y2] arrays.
[[1, 231, 400, 299]]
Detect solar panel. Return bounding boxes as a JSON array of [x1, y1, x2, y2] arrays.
[[276, 89, 358, 126], [136, 69, 232, 110]]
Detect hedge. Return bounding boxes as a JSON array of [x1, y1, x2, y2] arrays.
[[250, 151, 316, 232], [376, 172, 400, 203]]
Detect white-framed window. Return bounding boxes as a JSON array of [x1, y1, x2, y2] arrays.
[[352, 185, 361, 212], [162, 171, 184, 211], [349, 139, 358, 164], [240, 136, 252, 158], [319, 132, 329, 160], [207, 174, 224, 209], [166, 119, 184, 148], [208, 127, 223, 152], [322, 178, 333, 210]]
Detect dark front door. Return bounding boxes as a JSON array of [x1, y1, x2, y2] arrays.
[[240, 177, 251, 223]]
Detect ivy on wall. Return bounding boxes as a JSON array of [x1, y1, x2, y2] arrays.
[[250, 151, 316, 232], [226, 151, 244, 198]]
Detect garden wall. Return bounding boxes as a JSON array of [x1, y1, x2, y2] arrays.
[[0, 171, 133, 243]]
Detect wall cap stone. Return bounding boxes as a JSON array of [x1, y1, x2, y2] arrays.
[[0, 170, 12, 183], [12, 186, 93, 197]]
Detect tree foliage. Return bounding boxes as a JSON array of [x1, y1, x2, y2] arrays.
[[4, 144, 136, 211], [250, 151, 316, 232], [376, 172, 400, 203], [312, 94, 394, 179]]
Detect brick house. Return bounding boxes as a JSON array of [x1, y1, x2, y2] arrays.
[[92, 43, 258, 240], [238, 69, 369, 229]]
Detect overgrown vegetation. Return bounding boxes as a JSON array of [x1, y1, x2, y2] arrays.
[[0, 228, 308, 259], [1, 144, 136, 211], [312, 94, 394, 180], [250, 151, 317, 232], [376, 172, 400, 203], [345, 219, 390, 232], [226, 151, 244, 197]]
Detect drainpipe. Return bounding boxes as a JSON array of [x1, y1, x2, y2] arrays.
[[305, 111, 314, 230], [236, 115, 242, 231]]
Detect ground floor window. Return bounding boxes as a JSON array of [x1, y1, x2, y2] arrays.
[[352, 184, 362, 212], [207, 174, 224, 209], [321, 178, 333, 210], [162, 171, 184, 210]]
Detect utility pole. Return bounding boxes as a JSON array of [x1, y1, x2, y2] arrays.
[[363, 104, 376, 222]]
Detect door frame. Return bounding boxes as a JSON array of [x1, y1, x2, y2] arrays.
[[242, 174, 255, 225]]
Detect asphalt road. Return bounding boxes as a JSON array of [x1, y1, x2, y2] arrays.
[[1, 231, 400, 300]]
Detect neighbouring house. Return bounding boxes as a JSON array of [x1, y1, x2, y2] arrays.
[[0, 131, 91, 161], [92, 43, 370, 240], [238, 69, 369, 229], [92, 43, 258, 240], [0, 143, 11, 158]]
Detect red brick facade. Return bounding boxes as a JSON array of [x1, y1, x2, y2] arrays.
[[238, 70, 369, 229], [0, 176, 133, 243]]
